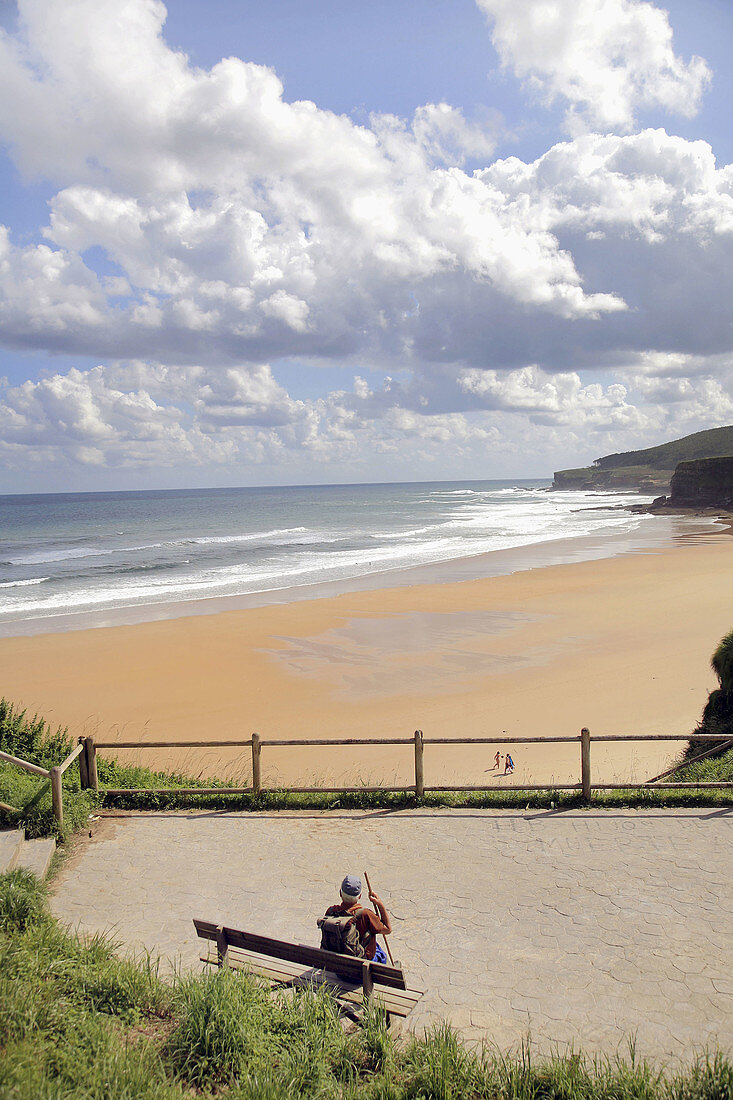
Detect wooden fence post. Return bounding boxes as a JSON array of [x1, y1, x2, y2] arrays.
[[86, 737, 99, 792], [581, 727, 591, 802], [50, 766, 63, 829], [414, 729, 424, 798], [252, 733, 261, 796], [78, 738, 89, 789]]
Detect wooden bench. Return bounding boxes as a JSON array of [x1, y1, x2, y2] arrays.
[[194, 918, 423, 1023]]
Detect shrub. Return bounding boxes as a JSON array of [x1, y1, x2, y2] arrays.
[[0, 698, 98, 839], [711, 630, 733, 693], [684, 631, 733, 762], [0, 697, 73, 770]]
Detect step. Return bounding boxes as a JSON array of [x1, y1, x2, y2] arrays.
[[0, 828, 25, 874], [16, 837, 56, 880]]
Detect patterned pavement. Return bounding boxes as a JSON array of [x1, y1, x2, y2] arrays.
[[51, 807, 733, 1063]]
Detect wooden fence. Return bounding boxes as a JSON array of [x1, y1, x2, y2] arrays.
[[0, 741, 86, 828], [83, 730, 733, 801]]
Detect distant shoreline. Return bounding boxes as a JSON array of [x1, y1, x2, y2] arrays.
[[2, 524, 731, 790], [0, 510, 718, 639]]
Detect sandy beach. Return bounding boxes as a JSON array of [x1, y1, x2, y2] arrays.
[[1, 527, 730, 789]]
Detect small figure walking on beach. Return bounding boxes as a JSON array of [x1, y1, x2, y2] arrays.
[[504, 753, 515, 775], [493, 750, 501, 770]]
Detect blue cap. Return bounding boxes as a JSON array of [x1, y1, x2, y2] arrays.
[[341, 874, 362, 897]]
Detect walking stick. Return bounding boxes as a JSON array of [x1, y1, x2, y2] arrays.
[[363, 869, 396, 966]]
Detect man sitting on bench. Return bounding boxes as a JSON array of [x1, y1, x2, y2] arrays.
[[319, 874, 392, 964]]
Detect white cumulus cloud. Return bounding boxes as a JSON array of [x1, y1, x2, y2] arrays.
[[411, 103, 500, 165], [0, 0, 730, 485], [477, 0, 711, 134], [458, 364, 650, 434], [0, 0, 626, 370]]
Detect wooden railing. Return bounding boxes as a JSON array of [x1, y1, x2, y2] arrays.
[[0, 741, 85, 828], [85, 730, 733, 801]]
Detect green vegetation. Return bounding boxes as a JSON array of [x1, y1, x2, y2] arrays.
[[553, 465, 672, 490], [2, 697, 731, 843], [594, 426, 733, 472], [553, 425, 733, 490], [1, 867, 731, 1099], [0, 699, 95, 840], [0, 866, 48, 933], [672, 746, 733, 785], [679, 631, 733, 765], [0, 699, 227, 837], [711, 630, 733, 690], [0, 698, 75, 768], [98, 785, 733, 813]]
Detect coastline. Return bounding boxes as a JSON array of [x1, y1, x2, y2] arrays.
[[0, 509, 717, 638], [1, 521, 730, 789]]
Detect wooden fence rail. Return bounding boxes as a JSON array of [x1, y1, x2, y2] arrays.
[[0, 749, 50, 778], [82, 730, 733, 801], [0, 741, 87, 827]]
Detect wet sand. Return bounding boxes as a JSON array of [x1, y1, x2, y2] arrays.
[[2, 529, 730, 788]]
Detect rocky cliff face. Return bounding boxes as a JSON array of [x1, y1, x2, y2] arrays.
[[670, 457, 733, 506], [552, 466, 670, 491]]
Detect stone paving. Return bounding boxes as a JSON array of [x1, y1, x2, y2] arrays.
[[51, 808, 733, 1063]]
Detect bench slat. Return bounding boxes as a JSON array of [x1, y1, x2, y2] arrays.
[[202, 945, 423, 1008], [194, 918, 407, 991], [200, 946, 423, 1017]]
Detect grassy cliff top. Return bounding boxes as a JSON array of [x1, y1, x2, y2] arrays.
[[593, 425, 733, 471]]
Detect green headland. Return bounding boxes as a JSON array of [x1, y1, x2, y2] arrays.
[[553, 425, 733, 492]]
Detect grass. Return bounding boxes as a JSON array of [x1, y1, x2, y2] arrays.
[[1, 871, 732, 1100], [670, 746, 733, 785], [96, 783, 733, 814], [0, 699, 98, 840], [0, 762, 97, 841], [61, 729, 733, 816], [0, 866, 48, 933], [1, 867, 732, 1100], [0, 697, 238, 836], [2, 697, 732, 842]]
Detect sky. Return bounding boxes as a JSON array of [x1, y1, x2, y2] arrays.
[[0, 0, 732, 492]]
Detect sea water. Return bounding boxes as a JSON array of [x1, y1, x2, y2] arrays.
[[0, 479, 695, 635]]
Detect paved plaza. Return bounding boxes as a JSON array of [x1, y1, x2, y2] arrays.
[[51, 807, 732, 1062]]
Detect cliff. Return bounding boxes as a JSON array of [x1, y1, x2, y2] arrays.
[[552, 465, 670, 491], [668, 457, 733, 507], [591, 425, 733, 471], [553, 425, 733, 492]]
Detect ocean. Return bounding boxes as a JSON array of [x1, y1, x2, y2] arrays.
[[0, 479, 702, 636]]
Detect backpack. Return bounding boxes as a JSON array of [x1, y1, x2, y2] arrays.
[[317, 908, 367, 957]]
